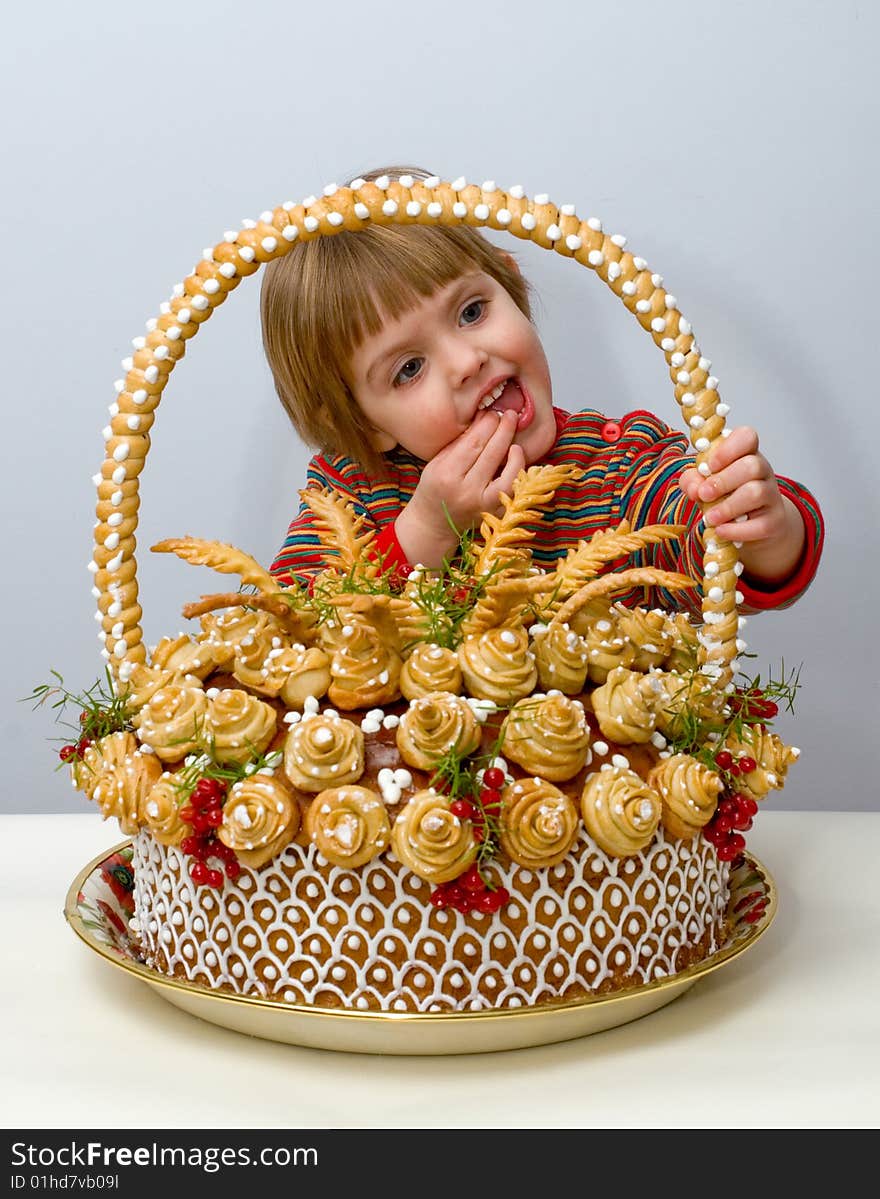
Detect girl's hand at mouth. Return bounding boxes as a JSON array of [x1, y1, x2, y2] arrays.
[[394, 408, 525, 568]]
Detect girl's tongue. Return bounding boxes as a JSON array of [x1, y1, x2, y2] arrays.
[[491, 378, 525, 415]]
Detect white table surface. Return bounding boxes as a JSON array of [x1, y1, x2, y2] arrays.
[[2, 811, 878, 1130]]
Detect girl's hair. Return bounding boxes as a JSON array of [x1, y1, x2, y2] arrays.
[[260, 165, 533, 477]]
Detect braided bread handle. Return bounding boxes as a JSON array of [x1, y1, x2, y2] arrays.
[[91, 175, 741, 693]]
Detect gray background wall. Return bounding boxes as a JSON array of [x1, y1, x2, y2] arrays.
[[4, 0, 875, 813]]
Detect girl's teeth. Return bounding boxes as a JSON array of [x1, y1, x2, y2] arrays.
[[480, 380, 509, 408]]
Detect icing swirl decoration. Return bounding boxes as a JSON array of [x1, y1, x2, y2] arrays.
[[391, 789, 478, 883], [400, 643, 462, 700], [532, 621, 590, 694], [396, 692, 482, 771], [283, 713, 365, 793], [580, 765, 662, 857], [72, 731, 162, 834], [458, 625, 537, 704], [647, 753, 724, 840], [501, 693, 591, 781], [141, 773, 189, 846], [304, 784, 391, 868], [499, 777, 580, 868], [218, 774, 300, 868], [206, 689, 277, 765], [590, 666, 664, 744], [132, 683, 209, 762]]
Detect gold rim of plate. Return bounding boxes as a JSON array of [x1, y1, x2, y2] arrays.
[[64, 840, 776, 1054]]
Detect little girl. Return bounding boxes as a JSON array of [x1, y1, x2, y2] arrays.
[[262, 166, 823, 616]]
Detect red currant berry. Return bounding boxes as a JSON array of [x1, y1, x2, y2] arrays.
[[429, 887, 450, 908], [75, 737, 92, 757], [189, 861, 210, 885], [479, 787, 503, 808], [482, 767, 505, 790], [719, 797, 739, 819], [224, 859, 241, 881], [452, 893, 473, 914], [179, 805, 195, 824], [204, 806, 224, 828], [744, 797, 759, 816], [180, 835, 201, 856], [59, 744, 77, 762], [715, 815, 733, 835], [738, 756, 757, 774], [728, 763, 741, 777], [703, 824, 726, 846], [460, 865, 485, 893], [190, 813, 211, 834], [206, 868, 224, 889], [717, 842, 740, 862], [715, 750, 734, 770], [475, 890, 501, 913], [450, 799, 475, 820], [729, 832, 746, 852]]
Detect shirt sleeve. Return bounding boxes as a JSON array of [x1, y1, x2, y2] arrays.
[[270, 454, 411, 589]]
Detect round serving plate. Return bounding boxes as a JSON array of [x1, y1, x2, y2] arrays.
[[65, 841, 776, 1056]]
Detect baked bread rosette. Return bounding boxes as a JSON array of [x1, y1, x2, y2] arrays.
[[647, 752, 724, 840], [391, 789, 478, 883], [217, 774, 299, 867], [132, 682, 209, 762], [326, 619, 402, 710], [141, 773, 189, 846], [198, 607, 290, 671], [580, 764, 662, 857], [584, 609, 634, 684], [396, 692, 481, 771], [662, 611, 700, 672], [722, 726, 800, 801], [615, 605, 673, 672], [122, 662, 202, 713], [458, 625, 537, 705], [499, 777, 580, 868], [590, 666, 664, 744], [399, 643, 462, 700], [501, 693, 591, 782], [150, 634, 219, 681], [531, 621, 589, 694], [304, 784, 391, 868], [233, 639, 331, 708], [72, 731, 162, 834], [206, 689, 277, 765], [283, 713, 365, 793]]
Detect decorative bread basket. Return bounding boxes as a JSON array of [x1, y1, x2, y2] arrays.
[[47, 175, 800, 1030]]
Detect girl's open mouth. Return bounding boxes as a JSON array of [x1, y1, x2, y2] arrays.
[[484, 378, 534, 431]]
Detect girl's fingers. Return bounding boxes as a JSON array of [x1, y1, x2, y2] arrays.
[[698, 453, 771, 505], [703, 478, 773, 527]]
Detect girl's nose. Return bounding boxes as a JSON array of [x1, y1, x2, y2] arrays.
[[446, 335, 488, 388]]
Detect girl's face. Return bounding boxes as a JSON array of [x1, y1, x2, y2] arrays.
[[348, 271, 556, 464]]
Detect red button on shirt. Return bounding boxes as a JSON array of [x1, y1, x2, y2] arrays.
[[601, 420, 622, 443]]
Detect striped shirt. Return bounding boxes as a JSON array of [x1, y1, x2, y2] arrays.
[[271, 407, 824, 617]]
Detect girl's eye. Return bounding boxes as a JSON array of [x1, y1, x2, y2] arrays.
[[459, 299, 485, 326], [393, 357, 423, 386]]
